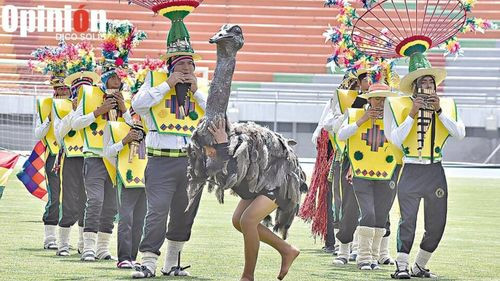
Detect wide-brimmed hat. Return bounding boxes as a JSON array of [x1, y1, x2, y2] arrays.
[[63, 41, 99, 87], [399, 52, 447, 95], [359, 83, 399, 99]]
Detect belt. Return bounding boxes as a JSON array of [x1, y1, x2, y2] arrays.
[[83, 151, 101, 158], [147, 147, 187, 158]]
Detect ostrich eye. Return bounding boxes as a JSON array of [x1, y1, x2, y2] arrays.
[[230, 26, 241, 33]]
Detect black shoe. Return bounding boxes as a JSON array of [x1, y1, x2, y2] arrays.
[[132, 265, 155, 279], [322, 245, 335, 253], [161, 265, 191, 276], [411, 264, 437, 278], [391, 268, 411, 279]]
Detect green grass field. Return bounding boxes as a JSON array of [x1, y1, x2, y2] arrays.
[[1, 176, 499, 281]]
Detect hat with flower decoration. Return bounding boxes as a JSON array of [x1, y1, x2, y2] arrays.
[[29, 40, 69, 88], [63, 41, 100, 97], [99, 20, 147, 88]]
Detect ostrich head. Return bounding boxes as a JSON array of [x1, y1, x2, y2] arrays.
[[209, 24, 244, 57]]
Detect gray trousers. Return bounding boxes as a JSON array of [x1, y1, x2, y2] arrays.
[[332, 160, 342, 226], [118, 187, 146, 262], [352, 165, 401, 228], [139, 157, 203, 256], [43, 155, 61, 226], [83, 157, 117, 234], [397, 162, 448, 254], [59, 157, 86, 228], [336, 157, 360, 244]]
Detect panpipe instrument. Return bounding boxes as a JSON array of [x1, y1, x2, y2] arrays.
[[105, 89, 119, 121], [128, 116, 146, 163], [415, 88, 436, 160], [367, 104, 384, 127], [174, 82, 191, 119]]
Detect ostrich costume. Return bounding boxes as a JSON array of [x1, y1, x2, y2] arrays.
[[187, 24, 308, 239]]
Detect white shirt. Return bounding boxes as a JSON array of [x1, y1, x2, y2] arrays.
[[131, 71, 207, 150], [311, 98, 338, 144], [71, 96, 133, 156], [383, 99, 466, 164], [102, 111, 134, 166], [34, 116, 50, 140], [53, 107, 75, 147], [331, 101, 347, 134], [337, 111, 360, 141]]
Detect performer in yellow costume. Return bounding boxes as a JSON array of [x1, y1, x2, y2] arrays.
[[103, 59, 159, 269], [129, 1, 207, 277], [52, 41, 99, 257], [338, 83, 402, 270], [385, 53, 465, 279], [31, 41, 68, 250], [332, 69, 370, 265], [72, 21, 146, 262]]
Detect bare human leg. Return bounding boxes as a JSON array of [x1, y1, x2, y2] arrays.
[[236, 195, 299, 281]]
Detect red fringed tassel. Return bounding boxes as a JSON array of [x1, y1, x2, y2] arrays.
[[299, 129, 332, 236], [311, 150, 333, 240]]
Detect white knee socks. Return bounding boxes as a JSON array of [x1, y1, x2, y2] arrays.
[[356, 226, 374, 266]]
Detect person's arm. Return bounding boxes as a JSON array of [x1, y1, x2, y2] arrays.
[[123, 110, 133, 126], [132, 72, 171, 116], [322, 98, 338, 132], [102, 125, 124, 158], [70, 99, 96, 130], [337, 113, 358, 141], [193, 90, 207, 111], [34, 116, 50, 140], [438, 111, 466, 140], [331, 103, 346, 134], [391, 116, 414, 148]]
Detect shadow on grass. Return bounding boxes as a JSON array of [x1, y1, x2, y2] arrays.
[[19, 247, 46, 252], [111, 275, 214, 280], [300, 248, 335, 255]]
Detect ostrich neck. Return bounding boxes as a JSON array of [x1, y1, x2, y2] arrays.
[[206, 50, 237, 118]]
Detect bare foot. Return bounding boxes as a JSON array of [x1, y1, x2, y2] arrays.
[[277, 246, 300, 280]]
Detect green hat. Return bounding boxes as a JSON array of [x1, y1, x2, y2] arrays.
[[155, 1, 203, 61], [399, 52, 447, 95]]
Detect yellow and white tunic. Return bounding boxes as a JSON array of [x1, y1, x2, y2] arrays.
[[131, 70, 207, 152], [384, 96, 465, 164], [338, 107, 402, 180], [35, 97, 58, 156]]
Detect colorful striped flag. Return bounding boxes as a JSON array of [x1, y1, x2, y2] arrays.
[[16, 141, 48, 201], [0, 150, 20, 200]]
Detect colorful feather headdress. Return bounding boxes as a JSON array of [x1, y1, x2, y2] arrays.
[[63, 41, 100, 90], [323, 0, 496, 87], [99, 20, 147, 86], [29, 40, 68, 88]]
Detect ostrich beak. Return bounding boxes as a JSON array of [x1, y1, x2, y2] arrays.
[[209, 25, 234, 44]]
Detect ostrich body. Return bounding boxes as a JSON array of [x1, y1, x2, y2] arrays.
[[187, 25, 307, 238]]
